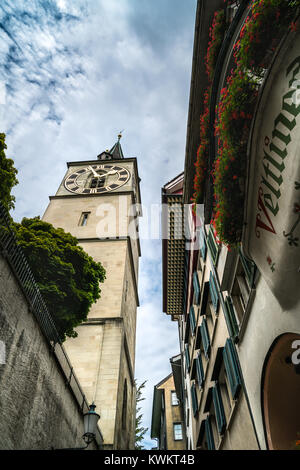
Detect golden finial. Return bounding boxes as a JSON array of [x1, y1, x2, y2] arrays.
[[118, 129, 124, 140]]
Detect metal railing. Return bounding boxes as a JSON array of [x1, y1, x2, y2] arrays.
[[0, 202, 103, 447], [0, 203, 60, 344]]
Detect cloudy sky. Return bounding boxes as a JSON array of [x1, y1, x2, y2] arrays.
[[0, 0, 197, 449]]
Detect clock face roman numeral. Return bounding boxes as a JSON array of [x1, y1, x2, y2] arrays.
[[64, 164, 131, 194]]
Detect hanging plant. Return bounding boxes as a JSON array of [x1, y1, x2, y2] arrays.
[[192, 9, 226, 205], [211, 0, 300, 246]]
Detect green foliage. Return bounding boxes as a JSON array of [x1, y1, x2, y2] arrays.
[[0, 133, 18, 212], [238, 0, 300, 77], [12, 217, 106, 341], [205, 9, 226, 82], [135, 380, 149, 450], [193, 9, 227, 205], [212, 0, 300, 246], [213, 71, 258, 245]]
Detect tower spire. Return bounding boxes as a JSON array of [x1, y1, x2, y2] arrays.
[[97, 131, 125, 161], [109, 131, 124, 159]]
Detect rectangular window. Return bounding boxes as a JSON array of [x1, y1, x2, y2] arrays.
[[90, 176, 105, 188], [173, 423, 183, 440], [231, 252, 256, 325], [223, 338, 242, 400], [184, 344, 190, 371], [209, 271, 219, 313], [199, 227, 207, 260], [238, 248, 256, 287], [200, 317, 210, 359], [205, 416, 215, 450], [189, 305, 196, 335], [79, 212, 90, 226], [207, 225, 219, 265], [223, 296, 239, 342], [218, 365, 233, 422], [196, 352, 204, 389], [191, 382, 198, 417], [200, 282, 209, 316], [212, 383, 226, 435], [171, 391, 179, 406], [193, 271, 200, 305]]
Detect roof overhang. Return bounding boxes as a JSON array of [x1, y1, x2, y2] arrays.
[[170, 354, 183, 401], [162, 174, 185, 317]]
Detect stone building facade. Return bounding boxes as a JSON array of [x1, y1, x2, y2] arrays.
[[162, 0, 300, 451], [42, 136, 141, 449], [151, 372, 186, 450]]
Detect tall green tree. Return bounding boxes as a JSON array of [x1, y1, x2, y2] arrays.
[[12, 217, 106, 341], [135, 380, 149, 450], [0, 133, 18, 212]]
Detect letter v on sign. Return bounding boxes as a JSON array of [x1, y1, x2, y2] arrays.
[[255, 187, 276, 237]]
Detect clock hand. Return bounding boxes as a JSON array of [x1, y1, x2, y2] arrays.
[[88, 166, 99, 177], [88, 167, 118, 178], [96, 170, 118, 179]]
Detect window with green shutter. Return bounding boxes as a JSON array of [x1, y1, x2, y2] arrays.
[[205, 416, 215, 450], [185, 344, 191, 371], [207, 225, 219, 265], [182, 250, 190, 314], [238, 247, 256, 287], [223, 338, 242, 400], [189, 305, 196, 335], [193, 271, 200, 305], [200, 317, 210, 359], [200, 282, 209, 316], [223, 296, 239, 342], [196, 352, 204, 388], [212, 383, 226, 435], [209, 271, 219, 312], [191, 382, 198, 416], [199, 227, 207, 260]]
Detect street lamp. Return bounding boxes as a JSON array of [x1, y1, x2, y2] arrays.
[[51, 403, 100, 450], [82, 403, 100, 446]]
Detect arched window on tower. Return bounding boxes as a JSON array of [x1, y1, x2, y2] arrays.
[[122, 379, 128, 429]]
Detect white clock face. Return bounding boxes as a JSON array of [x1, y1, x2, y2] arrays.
[[64, 164, 131, 194]]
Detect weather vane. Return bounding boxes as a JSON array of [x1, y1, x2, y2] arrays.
[[118, 129, 124, 140]]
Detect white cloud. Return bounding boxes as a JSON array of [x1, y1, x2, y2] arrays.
[[56, 0, 67, 11]]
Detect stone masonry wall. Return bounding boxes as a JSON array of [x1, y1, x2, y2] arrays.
[[0, 254, 98, 450]]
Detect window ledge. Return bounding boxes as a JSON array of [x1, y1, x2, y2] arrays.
[[217, 394, 241, 450], [236, 287, 256, 345]]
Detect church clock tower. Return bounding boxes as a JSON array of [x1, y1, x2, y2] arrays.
[[42, 134, 141, 450]]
